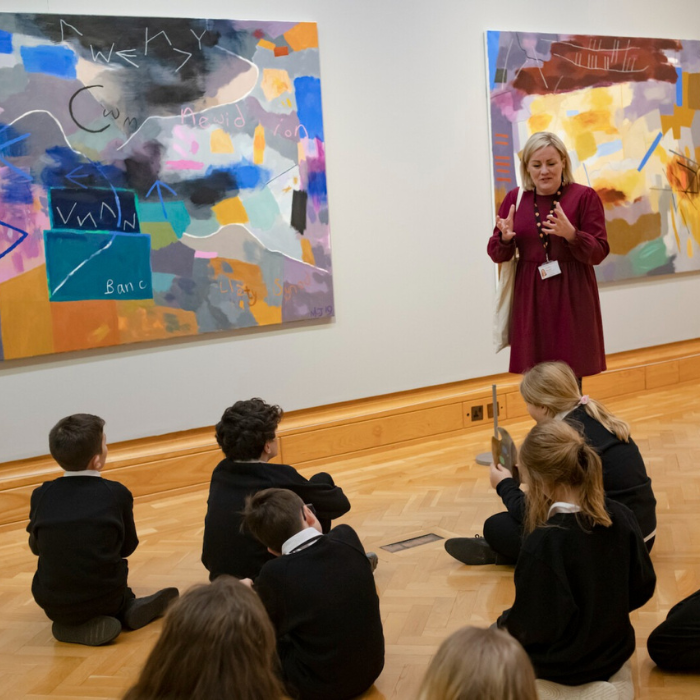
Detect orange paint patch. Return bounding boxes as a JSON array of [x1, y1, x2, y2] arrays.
[[0, 265, 54, 359], [597, 187, 628, 206], [213, 197, 249, 225], [300, 239, 316, 266], [274, 46, 289, 57], [261, 69, 293, 101], [117, 301, 197, 343], [253, 124, 266, 165], [210, 128, 234, 154], [284, 23, 318, 52], [257, 39, 276, 51], [51, 300, 120, 353]]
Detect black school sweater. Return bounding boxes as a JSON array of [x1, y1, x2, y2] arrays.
[[254, 525, 385, 700], [202, 460, 351, 580], [499, 499, 656, 685], [496, 406, 657, 539], [27, 476, 138, 612]]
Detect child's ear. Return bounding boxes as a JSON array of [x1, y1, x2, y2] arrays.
[[267, 546, 281, 557]]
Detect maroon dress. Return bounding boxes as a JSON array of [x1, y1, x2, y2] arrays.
[[487, 183, 609, 377]]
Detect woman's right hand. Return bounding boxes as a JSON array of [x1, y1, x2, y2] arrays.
[[496, 204, 516, 242]]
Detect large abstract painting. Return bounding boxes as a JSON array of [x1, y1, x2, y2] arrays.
[[487, 31, 700, 282], [0, 14, 333, 361]]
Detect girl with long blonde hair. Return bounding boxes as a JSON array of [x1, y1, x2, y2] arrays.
[[496, 420, 655, 685], [417, 626, 537, 700], [445, 361, 656, 566], [123, 577, 286, 700]]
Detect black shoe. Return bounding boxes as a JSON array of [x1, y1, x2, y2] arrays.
[[366, 551, 379, 573], [445, 536, 510, 565], [123, 588, 179, 630], [52, 616, 121, 646]]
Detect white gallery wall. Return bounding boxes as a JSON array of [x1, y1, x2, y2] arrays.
[[2, 0, 700, 461]]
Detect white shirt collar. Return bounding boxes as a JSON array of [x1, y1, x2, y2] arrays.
[[548, 501, 582, 518], [62, 469, 102, 477], [554, 408, 574, 421], [281, 527, 323, 555]]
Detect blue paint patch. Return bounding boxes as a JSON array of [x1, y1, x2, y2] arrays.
[[294, 76, 324, 141], [152, 272, 176, 292], [487, 31, 500, 91], [44, 229, 153, 302], [0, 124, 29, 157], [20, 45, 77, 80], [597, 139, 623, 157], [49, 188, 140, 233], [567, 110, 580, 116], [676, 67, 683, 107], [138, 201, 190, 237], [638, 132, 663, 172], [307, 171, 327, 204], [206, 160, 271, 190], [2, 169, 33, 204], [41, 148, 127, 189], [0, 31, 12, 54]]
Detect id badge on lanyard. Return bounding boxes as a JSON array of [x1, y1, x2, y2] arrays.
[[534, 186, 564, 281], [538, 259, 561, 280]]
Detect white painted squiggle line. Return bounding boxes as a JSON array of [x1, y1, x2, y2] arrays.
[[51, 234, 116, 296], [116, 51, 259, 152], [7, 110, 84, 156], [181, 225, 326, 274]]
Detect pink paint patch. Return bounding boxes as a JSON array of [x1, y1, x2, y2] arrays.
[[191, 141, 199, 154], [194, 250, 218, 259], [166, 160, 205, 170]]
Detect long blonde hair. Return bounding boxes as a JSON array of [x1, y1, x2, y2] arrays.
[[520, 362, 631, 441], [417, 626, 537, 700], [123, 577, 286, 700], [519, 421, 612, 535], [520, 131, 575, 190]]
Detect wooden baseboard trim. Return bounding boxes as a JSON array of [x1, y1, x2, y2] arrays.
[[2, 338, 700, 529]]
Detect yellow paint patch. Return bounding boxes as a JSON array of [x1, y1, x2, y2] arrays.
[[300, 238, 316, 266], [210, 128, 234, 154], [661, 74, 695, 139], [261, 68, 293, 101], [670, 205, 681, 251], [688, 237, 694, 258], [0, 265, 54, 359], [593, 169, 645, 203], [284, 23, 318, 52], [253, 124, 266, 165], [528, 113, 553, 133], [575, 131, 597, 161], [213, 197, 249, 225], [257, 39, 276, 51]]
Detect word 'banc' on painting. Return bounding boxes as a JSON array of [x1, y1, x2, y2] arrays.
[[486, 31, 700, 282], [0, 13, 333, 361]]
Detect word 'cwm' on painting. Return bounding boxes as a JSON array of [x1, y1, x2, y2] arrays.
[[0, 14, 333, 360], [487, 30, 700, 282]]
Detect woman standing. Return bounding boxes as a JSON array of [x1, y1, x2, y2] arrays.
[[488, 132, 609, 378]]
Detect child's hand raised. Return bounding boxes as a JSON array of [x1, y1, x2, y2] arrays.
[[489, 462, 512, 489]]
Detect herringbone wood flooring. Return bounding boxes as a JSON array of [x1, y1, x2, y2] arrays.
[[2, 383, 700, 699]]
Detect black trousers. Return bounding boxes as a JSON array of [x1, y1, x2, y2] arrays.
[[648, 588, 700, 672], [42, 586, 136, 626], [483, 511, 655, 563]]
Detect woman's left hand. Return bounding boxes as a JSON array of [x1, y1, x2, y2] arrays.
[[542, 202, 576, 242]]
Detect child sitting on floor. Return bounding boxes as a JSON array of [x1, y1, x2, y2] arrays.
[[242, 488, 384, 700], [28, 414, 178, 646], [417, 626, 538, 700], [202, 398, 351, 580], [496, 420, 656, 685]]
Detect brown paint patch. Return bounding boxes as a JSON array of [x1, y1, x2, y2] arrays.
[[597, 188, 628, 206], [514, 36, 680, 95], [688, 73, 700, 110], [667, 155, 700, 199], [607, 213, 662, 256]]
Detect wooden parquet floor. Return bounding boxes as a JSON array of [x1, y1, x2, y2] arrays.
[[2, 383, 700, 699]]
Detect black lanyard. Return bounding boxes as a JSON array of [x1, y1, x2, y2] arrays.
[[532, 186, 562, 262]]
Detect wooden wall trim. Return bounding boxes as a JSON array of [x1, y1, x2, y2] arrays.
[[2, 338, 700, 529]]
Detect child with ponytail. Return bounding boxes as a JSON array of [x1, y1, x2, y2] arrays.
[[496, 420, 656, 685], [446, 361, 656, 565]]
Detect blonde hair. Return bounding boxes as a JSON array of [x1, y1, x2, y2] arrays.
[[519, 421, 612, 535], [520, 132, 575, 191], [417, 626, 537, 700], [520, 362, 631, 441]]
